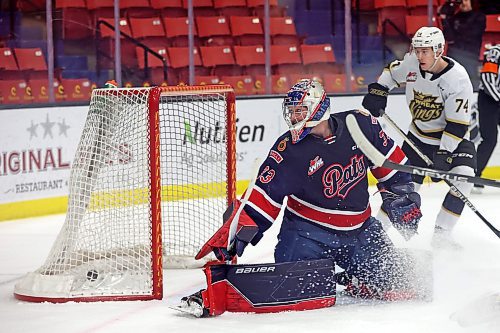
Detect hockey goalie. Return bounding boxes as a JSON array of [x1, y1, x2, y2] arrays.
[[178, 79, 432, 317]]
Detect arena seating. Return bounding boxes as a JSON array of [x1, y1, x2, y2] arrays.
[[196, 16, 233, 46], [163, 17, 199, 46], [4, 0, 497, 104]]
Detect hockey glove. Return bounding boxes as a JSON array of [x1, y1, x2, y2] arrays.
[[431, 149, 452, 182], [362, 83, 389, 117], [380, 183, 422, 240], [196, 199, 260, 262]]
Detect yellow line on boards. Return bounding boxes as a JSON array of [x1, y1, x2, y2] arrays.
[[1, 167, 500, 222]]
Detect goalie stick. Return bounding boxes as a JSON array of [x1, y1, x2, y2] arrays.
[[345, 114, 500, 238], [381, 113, 500, 239], [227, 157, 262, 253]]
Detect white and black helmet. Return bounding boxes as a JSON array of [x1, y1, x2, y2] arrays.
[[412, 26, 445, 58]]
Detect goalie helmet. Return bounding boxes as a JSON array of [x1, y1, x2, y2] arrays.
[[283, 79, 331, 144], [412, 26, 445, 59]]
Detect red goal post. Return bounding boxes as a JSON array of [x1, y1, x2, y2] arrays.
[[14, 85, 236, 302]]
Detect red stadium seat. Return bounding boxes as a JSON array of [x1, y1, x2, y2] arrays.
[[270, 17, 300, 45], [247, 0, 278, 6], [271, 45, 303, 75], [58, 7, 92, 40], [301, 44, 336, 65], [374, 0, 405, 7], [87, 0, 114, 10], [121, 0, 157, 18], [352, 0, 375, 11], [406, 0, 438, 15], [129, 17, 167, 47], [97, 17, 132, 38], [0, 48, 19, 70], [230, 16, 264, 46], [406, 0, 438, 6], [87, 0, 115, 23], [213, 0, 250, 17], [0, 80, 31, 105], [17, 0, 45, 12], [60, 78, 92, 102], [181, 0, 218, 16], [96, 19, 137, 68], [163, 17, 199, 46], [151, 0, 186, 17], [129, 17, 165, 39], [220, 75, 256, 95], [182, 0, 213, 6], [485, 15, 500, 32], [196, 16, 233, 46], [300, 44, 339, 74], [151, 0, 182, 8], [405, 15, 437, 36], [167, 47, 202, 68], [167, 46, 210, 83], [483, 15, 500, 42], [233, 45, 265, 75], [233, 45, 265, 66], [248, 0, 284, 18], [376, 4, 408, 36], [200, 46, 242, 76], [14, 48, 47, 71], [55, 0, 86, 8], [136, 46, 168, 68]]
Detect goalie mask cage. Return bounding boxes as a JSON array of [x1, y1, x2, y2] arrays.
[[14, 85, 236, 302]]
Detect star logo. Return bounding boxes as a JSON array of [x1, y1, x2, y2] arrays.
[[27, 120, 38, 139], [58, 118, 70, 137], [41, 114, 55, 139], [26, 116, 71, 140]]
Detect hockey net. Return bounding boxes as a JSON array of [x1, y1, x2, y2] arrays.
[[14, 85, 236, 302]]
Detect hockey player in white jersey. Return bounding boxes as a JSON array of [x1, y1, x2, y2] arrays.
[[362, 26, 476, 248]]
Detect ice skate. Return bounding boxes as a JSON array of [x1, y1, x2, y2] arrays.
[[431, 226, 463, 251], [471, 184, 484, 194], [170, 290, 209, 318]]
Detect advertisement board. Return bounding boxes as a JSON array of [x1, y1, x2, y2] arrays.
[[0, 93, 498, 220]]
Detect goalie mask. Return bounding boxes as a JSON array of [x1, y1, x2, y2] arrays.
[[283, 79, 331, 144], [411, 26, 445, 59]]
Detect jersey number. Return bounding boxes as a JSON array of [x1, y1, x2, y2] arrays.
[[455, 99, 469, 113]]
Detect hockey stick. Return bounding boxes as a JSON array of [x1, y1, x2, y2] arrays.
[[381, 113, 500, 239], [345, 114, 500, 238], [227, 157, 262, 252]]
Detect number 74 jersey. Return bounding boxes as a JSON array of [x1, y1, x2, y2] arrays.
[[378, 52, 474, 153]]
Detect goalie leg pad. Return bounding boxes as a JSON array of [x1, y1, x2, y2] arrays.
[[341, 248, 433, 302], [201, 259, 336, 316], [337, 218, 433, 301]]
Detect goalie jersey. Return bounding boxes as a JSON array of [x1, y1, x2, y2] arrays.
[[377, 52, 473, 153], [242, 110, 412, 239]]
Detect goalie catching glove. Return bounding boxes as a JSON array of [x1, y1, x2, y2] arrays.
[[378, 183, 422, 240], [196, 199, 261, 261]]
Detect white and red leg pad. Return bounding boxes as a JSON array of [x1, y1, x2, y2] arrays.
[[200, 259, 336, 316]]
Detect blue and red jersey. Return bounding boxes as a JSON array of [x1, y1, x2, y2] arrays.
[[243, 110, 411, 239]]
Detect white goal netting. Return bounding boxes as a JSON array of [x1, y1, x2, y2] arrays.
[[14, 85, 236, 302]]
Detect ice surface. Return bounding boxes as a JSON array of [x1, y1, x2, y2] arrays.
[[1, 183, 499, 333]]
